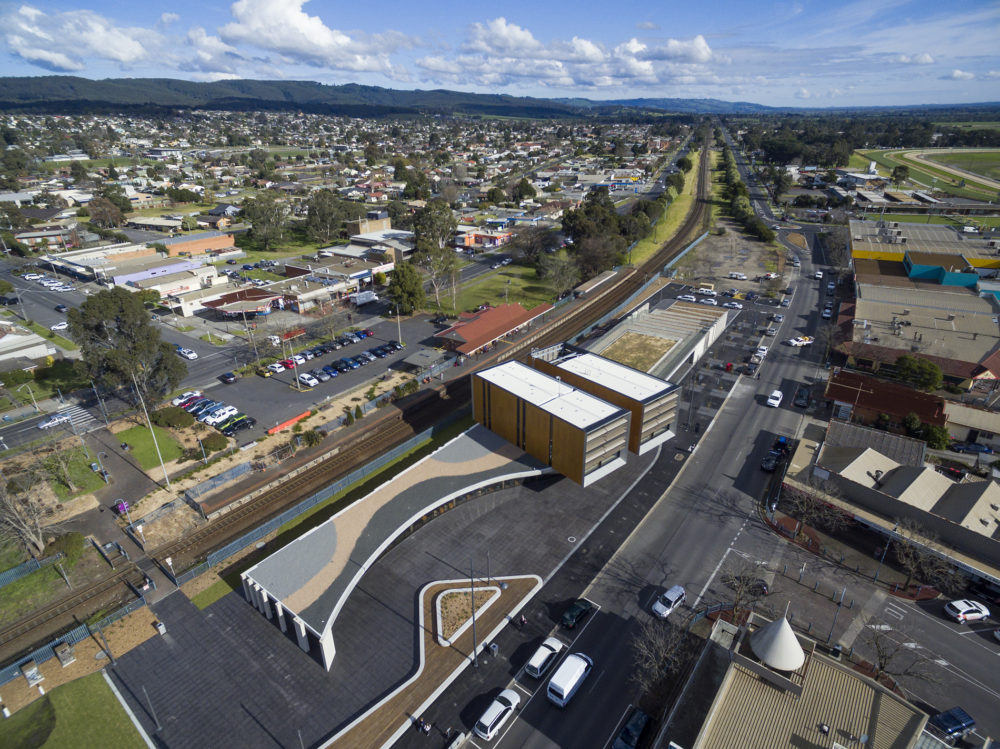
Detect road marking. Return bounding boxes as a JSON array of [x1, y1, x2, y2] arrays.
[[511, 682, 532, 696], [884, 602, 906, 620], [693, 516, 751, 609]]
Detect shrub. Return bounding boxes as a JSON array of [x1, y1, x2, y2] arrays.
[[201, 433, 228, 452], [301, 430, 323, 447], [152, 406, 194, 428], [48, 532, 85, 566], [354, 405, 363, 420], [1, 369, 34, 387]]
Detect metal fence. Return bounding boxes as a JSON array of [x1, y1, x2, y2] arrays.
[[184, 462, 253, 501], [0, 553, 64, 591], [170, 424, 441, 586], [0, 595, 147, 688]]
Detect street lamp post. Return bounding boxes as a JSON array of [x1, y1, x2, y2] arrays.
[[130, 370, 171, 489], [874, 523, 898, 582], [470, 560, 478, 669], [136, 523, 146, 546], [165, 556, 176, 584], [96, 451, 109, 484], [90, 379, 110, 426]]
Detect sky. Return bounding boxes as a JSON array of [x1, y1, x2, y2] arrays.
[[1, 0, 999, 108]]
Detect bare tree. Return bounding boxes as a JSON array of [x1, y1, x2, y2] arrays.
[[630, 618, 692, 699], [0, 469, 51, 554], [42, 445, 78, 494], [719, 558, 771, 624], [858, 616, 939, 685], [782, 480, 851, 535], [891, 517, 950, 591]]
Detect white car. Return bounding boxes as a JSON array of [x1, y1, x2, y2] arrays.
[[298, 372, 319, 388], [266, 362, 285, 374], [54, 285, 74, 292], [171, 390, 202, 405], [204, 406, 238, 426], [677, 294, 697, 302], [23, 273, 41, 280], [787, 336, 814, 347], [37, 412, 71, 429], [698, 298, 718, 306], [473, 689, 520, 740], [722, 301, 743, 309], [651, 585, 686, 618], [821, 306, 833, 319], [291, 354, 306, 365], [176, 348, 198, 360], [524, 637, 565, 679], [763, 272, 780, 280], [766, 390, 783, 407], [50, 321, 68, 331], [695, 288, 717, 297], [814, 270, 823, 279], [944, 599, 990, 623], [756, 346, 769, 358]]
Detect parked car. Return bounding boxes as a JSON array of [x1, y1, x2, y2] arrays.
[[54, 304, 68, 313], [310, 369, 331, 382], [473, 689, 520, 741], [322, 365, 339, 378], [651, 585, 686, 618], [183, 398, 211, 413], [205, 406, 239, 426], [298, 372, 319, 388], [265, 362, 285, 375], [698, 298, 718, 306], [291, 354, 306, 365], [722, 301, 743, 309], [561, 599, 594, 629], [677, 294, 697, 302], [524, 637, 564, 679], [793, 387, 810, 408], [944, 599, 989, 623], [172, 390, 202, 406], [223, 416, 257, 436], [928, 707, 976, 742], [950, 442, 993, 454], [387, 340, 403, 351], [219, 372, 237, 384], [612, 707, 649, 749]]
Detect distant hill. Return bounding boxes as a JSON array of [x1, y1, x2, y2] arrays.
[[0, 76, 996, 118]]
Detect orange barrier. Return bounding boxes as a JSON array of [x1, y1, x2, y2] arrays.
[[267, 410, 311, 435]]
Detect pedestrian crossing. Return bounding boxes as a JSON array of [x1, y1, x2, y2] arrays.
[[56, 403, 99, 428]]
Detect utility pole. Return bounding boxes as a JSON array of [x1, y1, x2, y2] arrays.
[[130, 370, 171, 489]]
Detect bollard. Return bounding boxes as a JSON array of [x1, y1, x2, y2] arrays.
[[813, 580, 820, 591]]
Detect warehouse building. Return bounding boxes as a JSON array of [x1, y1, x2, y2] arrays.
[[529, 346, 678, 455], [472, 360, 631, 486]]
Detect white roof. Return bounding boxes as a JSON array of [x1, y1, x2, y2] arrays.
[[555, 352, 673, 402], [478, 361, 621, 429], [750, 616, 805, 672]]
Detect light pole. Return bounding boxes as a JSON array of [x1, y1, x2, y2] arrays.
[[90, 379, 110, 426], [130, 370, 171, 489], [135, 523, 146, 546], [165, 556, 176, 584], [96, 451, 109, 484], [470, 561, 478, 669], [874, 523, 898, 582], [17, 383, 38, 412], [395, 306, 403, 346]]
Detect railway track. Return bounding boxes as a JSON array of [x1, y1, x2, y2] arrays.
[[0, 562, 145, 663]]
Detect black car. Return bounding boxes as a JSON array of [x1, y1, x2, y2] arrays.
[[793, 387, 809, 408], [612, 708, 649, 749], [370, 347, 388, 359], [55, 303, 68, 313], [760, 451, 781, 472], [431, 315, 449, 325], [223, 416, 256, 436], [561, 599, 594, 629], [334, 361, 351, 373], [219, 372, 237, 384], [387, 340, 403, 351]]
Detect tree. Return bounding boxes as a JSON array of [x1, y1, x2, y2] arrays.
[[385, 261, 425, 314], [68, 287, 187, 406], [181, 216, 198, 231], [0, 468, 50, 554], [891, 165, 910, 186], [630, 618, 692, 700], [417, 244, 459, 307], [574, 235, 624, 279], [484, 186, 506, 205], [895, 355, 942, 391], [666, 172, 685, 193], [720, 559, 772, 624], [305, 189, 344, 244], [512, 178, 536, 202], [510, 226, 559, 267], [242, 191, 289, 250], [539, 254, 580, 299], [99, 184, 133, 215], [921, 424, 951, 450], [782, 479, 850, 535], [413, 198, 456, 252], [402, 170, 431, 200], [859, 616, 938, 684], [69, 161, 90, 185], [676, 156, 693, 173], [87, 197, 123, 228]]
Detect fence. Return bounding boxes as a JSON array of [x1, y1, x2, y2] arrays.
[[0, 595, 147, 688], [169, 423, 442, 586], [0, 553, 64, 591], [184, 462, 253, 501]]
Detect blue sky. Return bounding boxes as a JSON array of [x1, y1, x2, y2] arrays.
[[2, 0, 999, 107]]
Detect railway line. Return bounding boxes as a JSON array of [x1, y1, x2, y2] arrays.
[[0, 139, 713, 661]]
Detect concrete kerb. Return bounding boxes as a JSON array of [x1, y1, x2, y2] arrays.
[[320, 574, 542, 749], [101, 667, 156, 749]]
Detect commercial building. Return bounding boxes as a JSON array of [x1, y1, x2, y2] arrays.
[[472, 360, 631, 486], [529, 346, 678, 455], [436, 304, 553, 356], [824, 369, 946, 427]]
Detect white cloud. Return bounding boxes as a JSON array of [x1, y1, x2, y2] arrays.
[[635, 21, 659, 30], [219, 0, 408, 73], [892, 52, 934, 64], [795, 88, 811, 99], [465, 18, 543, 57], [644, 35, 713, 63], [160, 12, 180, 26], [946, 69, 975, 80], [984, 71, 1000, 79], [2, 5, 151, 72]]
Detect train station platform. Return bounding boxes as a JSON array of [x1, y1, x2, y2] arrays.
[[241, 425, 546, 668]]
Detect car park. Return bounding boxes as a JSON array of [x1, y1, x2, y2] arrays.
[[677, 294, 697, 302], [612, 707, 649, 749], [176, 347, 198, 360], [949, 442, 993, 454], [651, 585, 686, 618], [766, 390, 783, 407], [561, 599, 594, 629], [172, 390, 202, 406], [943, 599, 989, 622], [37, 412, 71, 429], [473, 688, 520, 740], [524, 637, 564, 679]]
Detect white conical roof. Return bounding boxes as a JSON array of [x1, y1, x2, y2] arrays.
[[750, 616, 805, 672]]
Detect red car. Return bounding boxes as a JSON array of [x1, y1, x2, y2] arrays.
[[363, 329, 375, 337], [279, 358, 295, 369]]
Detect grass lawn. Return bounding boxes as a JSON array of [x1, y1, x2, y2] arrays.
[[451, 263, 554, 313], [45, 446, 109, 501], [0, 565, 62, 625], [0, 539, 27, 573], [189, 415, 473, 610], [848, 152, 886, 174], [932, 120, 1000, 131], [859, 149, 995, 201], [630, 147, 702, 266], [2, 671, 145, 749], [116, 424, 182, 470], [923, 150, 1000, 182], [20, 320, 78, 351], [128, 202, 216, 219]]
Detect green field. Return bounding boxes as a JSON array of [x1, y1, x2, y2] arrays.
[[453, 262, 555, 313], [933, 121, 1000, 131], [923, 150, 1000, 182], [858, 150, 996, 201], [2, 671, 145, 748], [115, 424, 182, 469]]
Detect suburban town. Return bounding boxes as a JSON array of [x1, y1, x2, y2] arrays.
[[1, 4, 1000, 749]]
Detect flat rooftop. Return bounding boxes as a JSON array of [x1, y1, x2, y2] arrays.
[[551, 351, 675, 403], [851, 218, 1000, 262], [478, 360, 623, 429]]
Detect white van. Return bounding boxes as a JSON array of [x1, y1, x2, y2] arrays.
[[546, 652, 593, 707], [695, 288, 717, 297], [728, 272, 747, 280]]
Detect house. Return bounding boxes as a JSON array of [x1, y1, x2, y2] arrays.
[[208, 203, 241, 217]]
